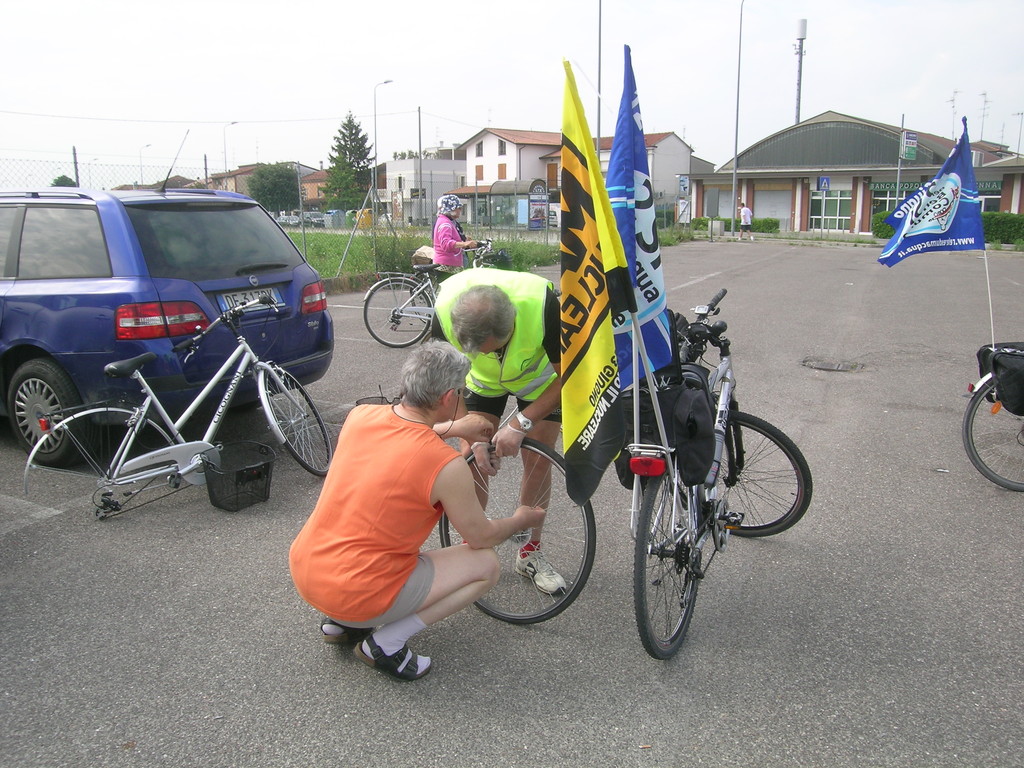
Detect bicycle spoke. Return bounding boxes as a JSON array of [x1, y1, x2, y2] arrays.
[[437, 438, 595, 624], [259, 368, 332, 476]]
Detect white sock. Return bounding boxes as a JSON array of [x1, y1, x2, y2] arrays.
[[370, 614, 427, 656]]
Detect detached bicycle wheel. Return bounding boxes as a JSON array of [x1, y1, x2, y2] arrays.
[[258, 367, 332, 476], [362, 276, 434, 348], [722, 411, 812, 537], [438, 438, 596, 624], [633, 471, 701, 659], [962, 378, 1024, 491]]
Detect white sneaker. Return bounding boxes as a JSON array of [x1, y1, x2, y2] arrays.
[[515, 548, 567, 595]]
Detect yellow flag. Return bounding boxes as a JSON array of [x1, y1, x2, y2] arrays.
[[560, 60, 632, 505]]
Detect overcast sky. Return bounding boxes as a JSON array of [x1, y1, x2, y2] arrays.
[[3, 0, 1022, 181]]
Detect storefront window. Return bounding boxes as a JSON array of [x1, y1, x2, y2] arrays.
[[809, 190, 851, 231]]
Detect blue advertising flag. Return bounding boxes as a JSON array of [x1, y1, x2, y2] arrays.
[[607, 45, 673, 388], [878, 117, 986, 267]]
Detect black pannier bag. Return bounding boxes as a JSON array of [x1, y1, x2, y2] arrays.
[[992, 350, 1024, 416], [615, 363, 717, 489]]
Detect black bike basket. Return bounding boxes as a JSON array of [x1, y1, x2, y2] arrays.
[[202, 442, 276, 511]]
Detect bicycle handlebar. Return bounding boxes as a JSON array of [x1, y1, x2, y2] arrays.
[[172, 294, 275, 354], [681, 289, 730, 360]]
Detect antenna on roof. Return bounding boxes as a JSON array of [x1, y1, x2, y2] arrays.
[[159, 131, 190, 194]]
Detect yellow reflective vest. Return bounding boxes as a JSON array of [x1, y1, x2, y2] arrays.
[[435, 270, 556, 400]]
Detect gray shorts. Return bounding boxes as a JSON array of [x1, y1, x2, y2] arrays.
[[332, 554, 435, 629]]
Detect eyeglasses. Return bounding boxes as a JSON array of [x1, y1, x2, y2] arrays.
[[451, 387, 465, 397]]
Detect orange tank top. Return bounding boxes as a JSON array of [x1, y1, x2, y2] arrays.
[[289, 404, 459, 621]]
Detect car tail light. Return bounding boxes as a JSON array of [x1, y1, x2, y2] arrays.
[[301, 281, 327, 314], [630, 456, 667, 476], [116, 302, 209, 340]]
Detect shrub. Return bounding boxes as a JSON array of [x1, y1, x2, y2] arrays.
[[753, 218, 780, 234], [982, 212, 1024, 244], [872, 210, 895, 239]]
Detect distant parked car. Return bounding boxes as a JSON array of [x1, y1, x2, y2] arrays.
[[0, 188, 333, 466], [303, 212, 326, 228], [276, 214, 300, 226]]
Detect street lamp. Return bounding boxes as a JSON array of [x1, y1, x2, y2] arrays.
[[729, 0, 745, 240], [1014, 112, 1023, 155], [373, 80, 393, 205], [223, 121, 238, 175], [138, 143, 151, 188]]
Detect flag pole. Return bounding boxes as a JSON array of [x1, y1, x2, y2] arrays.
[[983, 251, 996, 350]]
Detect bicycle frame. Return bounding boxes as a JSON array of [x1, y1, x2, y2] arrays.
[[26, 297, 300, 489]]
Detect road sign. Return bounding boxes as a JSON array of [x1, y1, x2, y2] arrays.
[[901, 131, 918, 161], [817, 176, 830, 192]]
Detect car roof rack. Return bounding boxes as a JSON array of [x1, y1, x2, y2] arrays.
[[0, 190, 94, 200]]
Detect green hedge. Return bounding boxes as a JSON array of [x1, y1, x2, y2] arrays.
[[983, 212, 1024, 244], [872, 211, 895, 239], [873, 210, 1024, 244], [691, 217, 779, 234]]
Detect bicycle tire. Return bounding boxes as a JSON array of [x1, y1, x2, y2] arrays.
[[962, 378, 1024, 491], [437, 438, 596, 624], [258, 367, 333, 476], [633, 471, 701, 659], [362, 276, 434, 348], [723, 411, 813, 537]]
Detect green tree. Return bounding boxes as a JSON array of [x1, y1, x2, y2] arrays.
[[247, 162, 300, 213], [51, 174, 76, 187], [325, 112, 371, 210]]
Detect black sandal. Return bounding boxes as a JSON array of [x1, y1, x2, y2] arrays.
[[321, 618, 372, 645], [354, 635, 432, 681]]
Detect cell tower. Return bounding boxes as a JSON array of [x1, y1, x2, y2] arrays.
[[794, 19, 807, 124]]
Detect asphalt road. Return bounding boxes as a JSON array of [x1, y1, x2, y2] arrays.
[[2, 240, 1022, 767]]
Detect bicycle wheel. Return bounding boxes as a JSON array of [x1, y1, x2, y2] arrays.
[[258, 367, 333, 476], [437, 438, 596, 624], [633, 470, 700, 659], [24, 406, 178, 515], [722, 411, 813, 537], [962, 378, 1024, 491], [362, 276, 434, 348]]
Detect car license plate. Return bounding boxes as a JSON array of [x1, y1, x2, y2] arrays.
[[217, 286, 283, 312]]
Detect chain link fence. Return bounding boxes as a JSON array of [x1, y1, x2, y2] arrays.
[[0, 156, 209, 191], [1, 157, 559, 286]]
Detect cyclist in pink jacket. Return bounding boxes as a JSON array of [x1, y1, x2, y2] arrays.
[[432, 194, 478, 274]]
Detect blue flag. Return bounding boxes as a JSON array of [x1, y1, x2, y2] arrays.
[[878, 117, 985, 267], [607, 45, 673, 388]]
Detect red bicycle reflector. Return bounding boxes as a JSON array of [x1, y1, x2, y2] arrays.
[[37, 416, 51, 433], [630, 456, 666, 476]]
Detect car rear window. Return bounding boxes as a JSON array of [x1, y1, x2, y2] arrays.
[[124, 201, 305, 280], [18, 206, 112, 279]]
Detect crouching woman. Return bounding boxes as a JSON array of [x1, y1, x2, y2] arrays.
[[289, 341, 545, 681]]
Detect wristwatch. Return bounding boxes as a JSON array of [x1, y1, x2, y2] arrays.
[[516, 414, 534, 432]]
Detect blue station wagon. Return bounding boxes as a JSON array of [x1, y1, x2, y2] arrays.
[[0, 188, 334, 465]]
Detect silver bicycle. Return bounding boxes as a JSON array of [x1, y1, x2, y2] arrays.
[[626, 289, 813, 658], [361, 239, 507, 348], [24, 295, 333, 517]]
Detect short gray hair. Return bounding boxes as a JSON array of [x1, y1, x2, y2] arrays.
[[450, 284, 516, 354], [399, 341, 471, 408]]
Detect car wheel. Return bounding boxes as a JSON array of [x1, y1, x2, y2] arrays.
[[8, 358, 85, 467]]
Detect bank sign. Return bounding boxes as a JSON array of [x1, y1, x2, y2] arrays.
[[871, 180, 1002, 193]]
